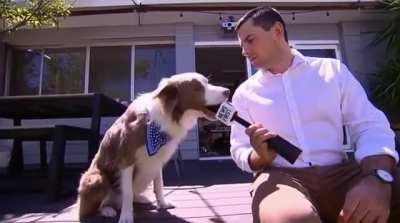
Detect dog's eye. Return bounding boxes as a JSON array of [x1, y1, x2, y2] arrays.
[[194, 84, 203, 91], [189, 79, 204, 92]]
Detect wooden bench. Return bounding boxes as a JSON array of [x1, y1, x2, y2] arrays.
[[0, 125, 92, 201]]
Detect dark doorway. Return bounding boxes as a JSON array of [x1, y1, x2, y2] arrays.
[[196, 47, 247, 158]]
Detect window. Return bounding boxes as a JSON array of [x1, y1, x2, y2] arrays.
[[42, 48, 86, 94], [9, 44, 176, 99], [292, 41, 340, 60], [89, 46, 131, 100], [10, 49, 41, 96], [297, 49, 336, 58], [134, 45, 175, 97], [195, 46, 247, 158], [10, 48, 86, 95], [246, 43, 341, 76]]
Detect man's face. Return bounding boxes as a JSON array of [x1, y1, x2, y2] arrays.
[[237, 19, 280, 69]]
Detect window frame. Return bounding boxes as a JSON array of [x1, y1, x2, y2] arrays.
[[290, 40, 342, 61], [245, 40, 343, 76], [194, 40, 252, 77], [132, 43, 177, 98], [5, 40, 175, 100], [6, 46, 87, 96]]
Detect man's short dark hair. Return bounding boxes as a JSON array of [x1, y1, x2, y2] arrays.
[[235, 7, 288, 43]]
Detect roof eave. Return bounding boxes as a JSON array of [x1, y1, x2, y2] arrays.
[[70, 1, 384, 16]]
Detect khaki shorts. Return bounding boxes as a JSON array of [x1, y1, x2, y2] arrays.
[[251, 161, 400, 223]]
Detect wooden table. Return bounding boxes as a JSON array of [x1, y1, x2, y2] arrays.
[[0, 93, 127, 199], [0, 93, 127, 168]]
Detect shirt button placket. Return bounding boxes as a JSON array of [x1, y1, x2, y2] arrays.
[[282, 73, 310, 165]]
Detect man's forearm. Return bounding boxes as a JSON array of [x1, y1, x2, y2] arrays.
[[361, 154, 396, 174]]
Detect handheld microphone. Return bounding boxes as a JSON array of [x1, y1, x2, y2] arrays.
[[211, 101, 302, 164]]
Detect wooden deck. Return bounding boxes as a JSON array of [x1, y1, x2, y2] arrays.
[[0, 160, 253, 223]]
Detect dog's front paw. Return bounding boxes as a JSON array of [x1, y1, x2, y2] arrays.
[[157, 199, 175, 209], [100, 206, 117, 218], [118, 212, 134, 223], [133, 194, 152, 204]]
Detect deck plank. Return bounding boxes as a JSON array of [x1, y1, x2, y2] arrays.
[[21, 183, 252, 223], [1, 160, 254, 223]]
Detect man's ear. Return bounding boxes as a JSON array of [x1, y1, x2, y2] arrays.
[[155, 83, 179, 114], [272, 21, 284, 41]]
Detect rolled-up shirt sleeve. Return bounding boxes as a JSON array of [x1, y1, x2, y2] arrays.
[[339, 62, 399, 164], [230, 89, 254, 173]]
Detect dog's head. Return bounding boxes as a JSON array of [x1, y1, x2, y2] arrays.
[[154, 72, 230, 125]]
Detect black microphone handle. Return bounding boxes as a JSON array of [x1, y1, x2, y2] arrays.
[[268, 136, 302, 164], [233, 112, 251, 128], [232, 113, 302, 164]]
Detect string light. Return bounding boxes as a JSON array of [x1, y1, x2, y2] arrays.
[[172, 10, 366, 21], [174, 10, 320, 19]]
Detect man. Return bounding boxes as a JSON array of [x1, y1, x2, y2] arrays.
[[230, 7, 400, 223]]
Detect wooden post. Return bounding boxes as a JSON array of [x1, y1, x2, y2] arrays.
[[8, 118, 23, 175], [47, 126, 66, 201], [88, 93, 101, 163], [40, 140, 48, 169]]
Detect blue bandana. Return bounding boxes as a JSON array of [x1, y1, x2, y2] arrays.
[[146, 121, 170, 156]]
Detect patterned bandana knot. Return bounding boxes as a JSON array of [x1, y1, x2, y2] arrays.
[[146, 121, 170, 156]]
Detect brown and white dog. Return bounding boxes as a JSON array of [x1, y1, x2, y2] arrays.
[[76, 72, 229, 223]]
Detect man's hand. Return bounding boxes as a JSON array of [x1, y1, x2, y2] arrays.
[[245, 123, 277, 171], [339, 174, 392, 223]]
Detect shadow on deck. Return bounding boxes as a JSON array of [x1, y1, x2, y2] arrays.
[[0, 159, 253, 223]]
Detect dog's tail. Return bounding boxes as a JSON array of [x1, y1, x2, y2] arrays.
[[76, 167, 111, 220]]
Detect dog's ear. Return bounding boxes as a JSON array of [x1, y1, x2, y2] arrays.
[[155, 82, 179, 116]]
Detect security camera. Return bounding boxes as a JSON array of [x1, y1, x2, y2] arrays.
[[221, 21, 237, 31], [221, 16, 237, 33]]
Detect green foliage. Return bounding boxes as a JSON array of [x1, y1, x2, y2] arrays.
[[371, 58, 400, 106], [0, 0, 71, 33], [370, 0, 400, 119], [370, 0, 400, 58]]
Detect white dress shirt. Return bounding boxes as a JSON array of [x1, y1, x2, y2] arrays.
[[230, 49, 398, 173]]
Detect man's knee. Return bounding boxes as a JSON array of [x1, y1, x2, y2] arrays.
[[257, 199, 321, 223], [251, 171, 322, 223], [259, 211, 320, 223], [252, 182, 321, 223]]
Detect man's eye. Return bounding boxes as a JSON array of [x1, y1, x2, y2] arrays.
[[247, 38, 254, 43]]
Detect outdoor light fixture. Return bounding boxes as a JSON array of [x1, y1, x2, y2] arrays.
[[221, 16, 237, 33]]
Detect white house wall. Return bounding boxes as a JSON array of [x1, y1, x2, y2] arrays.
[[338, 21, 388, 91], [175, 23, 199, 160], [194, 23, 340, 43], [70, 0, 380, 8], [4, 25, 175, 48]]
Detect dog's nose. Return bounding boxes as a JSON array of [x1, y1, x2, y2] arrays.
[[223, 89, 230, 98]]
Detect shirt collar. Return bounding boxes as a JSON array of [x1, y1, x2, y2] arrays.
[[291, 48, 308, 66], [258, 48, 308, 78]]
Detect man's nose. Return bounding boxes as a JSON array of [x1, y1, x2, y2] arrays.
[[241, 48, 248, 57]]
